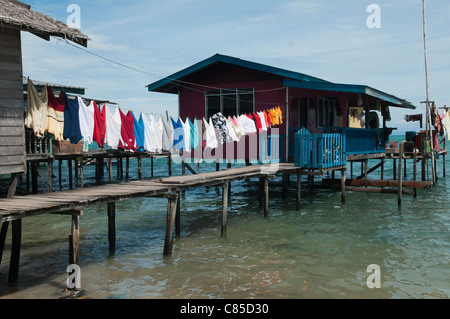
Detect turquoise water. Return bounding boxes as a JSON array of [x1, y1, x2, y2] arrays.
[[0, 136, 448, 299]]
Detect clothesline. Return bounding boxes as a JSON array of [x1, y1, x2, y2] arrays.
[[25, 79, 284, 154]]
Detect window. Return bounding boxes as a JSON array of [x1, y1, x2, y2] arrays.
[[206, 88, 254, 118], [316, 98, 335, 128]]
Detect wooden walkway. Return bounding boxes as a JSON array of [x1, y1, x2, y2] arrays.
[[3, 162, 347, 283]]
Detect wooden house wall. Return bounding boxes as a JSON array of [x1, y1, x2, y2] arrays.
[[178, 63, 287, 136], [0, 28, 26, 175]]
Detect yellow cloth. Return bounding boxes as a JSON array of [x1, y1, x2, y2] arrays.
[[46, 105, 64, 141], [348, 107, 364, 128], [25, 79, 48, 137]]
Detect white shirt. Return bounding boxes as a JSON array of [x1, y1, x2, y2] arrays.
[[104, 106, 123, 149], [78, 97, 95, 144]]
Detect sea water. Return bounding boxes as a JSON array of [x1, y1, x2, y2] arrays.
[[0, 136, 448, 299]]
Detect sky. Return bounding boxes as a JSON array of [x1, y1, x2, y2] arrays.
[[20, 0, 450, 134]]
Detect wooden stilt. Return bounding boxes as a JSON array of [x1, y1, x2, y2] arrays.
[[151, 156, 154, 177], [126, 157, 129, 180], [341, 168, 346, 204], [258, 177, 263, 208], [79, 158, 84, 188], [108, 158, 113, 184], [47, 158, 53, 192], [296, 173, 301, 211], [163, 193, 179, 256], [74, 160, 78, 178], [393, 158, 397, 180], [443, 154, 446, 177], [221, 182, 229, 237], [175, 191, 181, 237], [350, 161, 353, 179], [413, 151, 417, 198], [380, 159, 384, 180], [168, 154, 172, 176], [398, 142, 403, 206], [264, 177, 269, 218], [8, 219, 21, 283], [70, 212, 81, 265], [31, 162, 38, 194], [422, 156, 426, 181], [8, 173, 20, 198], [0, 221, 9, 267], [138, 156, 143, 180], [107, 203, 115, 254], [59, 159, 62, 187]]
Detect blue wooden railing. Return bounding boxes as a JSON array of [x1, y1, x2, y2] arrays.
[[332, 127, 385, 155], [294, 128, 346, 169]]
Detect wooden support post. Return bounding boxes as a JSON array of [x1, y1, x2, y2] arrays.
[[221, 182, 229, 237], [8, 219, 21, 283], [350, 161, 353, 179], [151, 156, 154, 177], [163, 193, 179, 256], [79, 158, 84, 188], [421, 156, 426, 181], [398, 142, 403, 206], [341, 168, 346, 204], [68, 159, 73, 189], [69, 211, 81, 265], [31, 161, 38, 194], [443, 154, 446, 177], [413, 151, 417, 198], [108, 158, 113, 184], [296, 173, 301, 211], [47, 158, 53, 192], [364, 159, 368, 181], [26, 161, 30, 192], [107, 203, 116, 254], [264, 177, 269, 218], [404, 158, 407, 179], [74, 160, 78, 178], [175, 191, 181, 237], [380, 159, 384, 180], [393, 158, 396, 180], [0, 221, 9, 267], [59, 159, 62, 187], [138, 156, 143, 180], [8, 173, 20, 198], [126, 156, 130, 180], [168, 153, 172, 176]]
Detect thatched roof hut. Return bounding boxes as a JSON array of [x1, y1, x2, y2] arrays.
[[0, 0, 89, 47]]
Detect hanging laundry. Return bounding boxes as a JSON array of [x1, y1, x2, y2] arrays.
[[151, 114, 163, 152], [189, 118, 199, 150], [93, 103, 106, 149], [171, 117, 184, 150], [404, 114, 423, 128], [118, 109, 136, 151], [239, 114, 257, 134], [142, 113, 158, 152], [78, 97, 95, 144], [263, 110, 271, 128], [442, 109, 450, 141], [211, 112, 230, 144], [104, 106, 123, 149], [253, 112, 263, 132], [131, 111, 145, 151], [46, 87, 65, 141], [63, 92, 83, 144], [203, 117, 218, 149], [182, 118, 191, 151], [26, 79, 48, 137], [257, 111, 268, 131], [225, 118, 240, 142], [227, 116, 245, 140], [162, 115, 174, 151]]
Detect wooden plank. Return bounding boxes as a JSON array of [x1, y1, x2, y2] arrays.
[[345, 186, 414, 195]]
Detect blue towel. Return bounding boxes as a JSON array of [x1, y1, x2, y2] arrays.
[[189, 118, 199, 150], [131, 111, 145, 151], [171, 117, 184, 150], [63, 92, 83, 144]]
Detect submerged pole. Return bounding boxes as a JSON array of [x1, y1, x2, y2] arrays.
[[422, 0, 436, 186]]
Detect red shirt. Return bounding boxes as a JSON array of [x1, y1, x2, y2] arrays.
[[118, 108, 136, 151], [93, 102, 106, 149]]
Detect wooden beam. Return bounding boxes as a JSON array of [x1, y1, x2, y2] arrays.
[[107, 202, 115, 254], [345, 186, 414, 195], [221, 182, 229, 237], [163, 193, 179, 256], [8, 218, 21, 283]]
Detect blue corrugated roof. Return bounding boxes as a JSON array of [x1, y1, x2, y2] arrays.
[[146, 53, 330, 93]]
